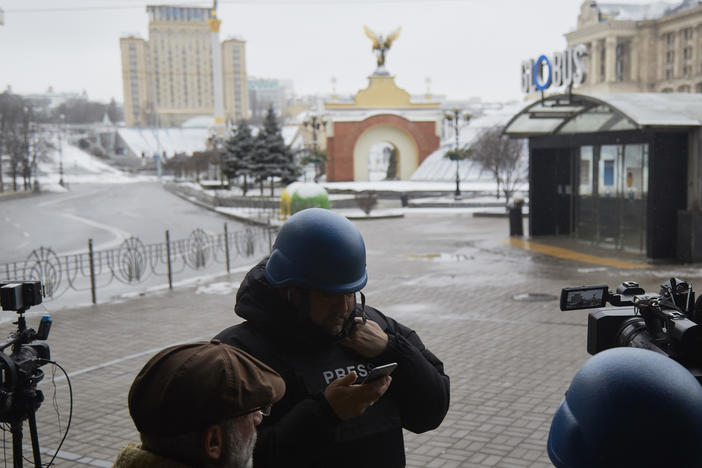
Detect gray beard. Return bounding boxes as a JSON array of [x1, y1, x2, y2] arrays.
[[225, 424, 257, 468]]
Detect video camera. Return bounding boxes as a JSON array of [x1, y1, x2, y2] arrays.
[[561, 278, 702, 382], [0, 280, 53, 467]]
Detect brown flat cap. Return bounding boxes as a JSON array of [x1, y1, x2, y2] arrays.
[[128, 339, 285, 437]]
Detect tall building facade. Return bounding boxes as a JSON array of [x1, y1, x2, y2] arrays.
[[248, 78, 294, 121], [566, 0, 702, 94], [120, 5, 248, 127]]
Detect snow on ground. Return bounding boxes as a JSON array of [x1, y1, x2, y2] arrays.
[[195, 281, 241, 295], [35, 141, 157, 191], [22, 128, 526, 201], [411, 102, 526, 182], [321, 179, 526, 195], [118, 127, 210, 158]]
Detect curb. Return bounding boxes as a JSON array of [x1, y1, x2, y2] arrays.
[[345, 213, 405, 220], [0, 190, 40, 202], [472, 212, 529, 218], [168, 188, 274, 227]]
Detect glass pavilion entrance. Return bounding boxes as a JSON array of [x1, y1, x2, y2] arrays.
[[504, 93, 702, 260]]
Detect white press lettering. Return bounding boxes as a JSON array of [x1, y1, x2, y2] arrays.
[[323, 371, 335, 384]]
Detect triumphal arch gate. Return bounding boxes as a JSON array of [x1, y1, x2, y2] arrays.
[[323, 27, 442, 182]]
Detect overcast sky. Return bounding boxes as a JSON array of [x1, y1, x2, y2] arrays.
[[0, 0, 673, 104]]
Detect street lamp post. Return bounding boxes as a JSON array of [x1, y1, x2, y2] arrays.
[[303, 114, 327, 182], [444, 108, 471, 200], [58, 114, 65, 187]]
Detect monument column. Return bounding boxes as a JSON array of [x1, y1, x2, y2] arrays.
[[209, 2, 225, 127]]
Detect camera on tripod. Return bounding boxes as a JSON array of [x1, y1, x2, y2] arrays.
[[0, 280, 53, 467], [561, 278, 702, 382]]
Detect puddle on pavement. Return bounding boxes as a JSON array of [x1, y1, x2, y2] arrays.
[[405, 253, 471, 262], [512, 293, 558, 302]]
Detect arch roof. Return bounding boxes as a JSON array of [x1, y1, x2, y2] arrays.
[[503, 93, 702, 138]]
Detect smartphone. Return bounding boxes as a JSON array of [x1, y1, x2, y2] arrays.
[[361, 362, 398, 384]]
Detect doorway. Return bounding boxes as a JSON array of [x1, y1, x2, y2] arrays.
[[368, 141, 399, 181], [575, 144, 648, 253]]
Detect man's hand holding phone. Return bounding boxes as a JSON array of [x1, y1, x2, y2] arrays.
[[324, 370, 393, 420], [358, 362, 398, 384]]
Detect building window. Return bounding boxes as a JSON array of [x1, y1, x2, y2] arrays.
[[684, 65, 692, 79], [666, 69, 673, 80], [678, 85, 691, 92], [666, 32, 675, 46], [684, 46, 693, 60], [667, 50, 675, 64], [616, 41, 630, 82], [684, 27, 693, 41], [696, 82, 702, 93], [600, 44, 606, 81]]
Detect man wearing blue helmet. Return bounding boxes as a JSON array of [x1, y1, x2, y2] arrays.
[[215, 208, 450, 468], [547, 347, 702, 468]]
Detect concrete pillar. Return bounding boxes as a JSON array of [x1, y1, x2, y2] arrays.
[[605, 37, 617, 83], [630, 36, 640, 85], [677, 30, 683, 81], [591, 41, 601, 85]]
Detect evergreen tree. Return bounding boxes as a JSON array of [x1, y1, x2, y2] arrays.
[[253, 107, 300, 196], [223, 120, 255, 195]]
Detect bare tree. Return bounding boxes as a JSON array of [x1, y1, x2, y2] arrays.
[[26, 132, 49, 190], [6, 111, 31, 192], [0, 91, 28, 192], [469, 125, 527, 206]]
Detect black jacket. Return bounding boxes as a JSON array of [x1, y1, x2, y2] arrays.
[[214, 259, 450, 468]]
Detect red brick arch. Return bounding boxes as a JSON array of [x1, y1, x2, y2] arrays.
[[325, 114, 440, 181]]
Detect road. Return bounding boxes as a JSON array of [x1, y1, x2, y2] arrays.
[[0, 182, 246, 263], [0, 182, 258, 315]]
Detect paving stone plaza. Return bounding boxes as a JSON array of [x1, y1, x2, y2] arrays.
[[5, 212, 700, 467]]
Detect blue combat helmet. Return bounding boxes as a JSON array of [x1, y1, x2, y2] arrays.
[[548, 347, 702, 468], [264, 208, 367, 294]]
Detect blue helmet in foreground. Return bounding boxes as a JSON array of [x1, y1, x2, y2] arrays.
[[548, 347, 702, 468], [264, 208, 367, 294]]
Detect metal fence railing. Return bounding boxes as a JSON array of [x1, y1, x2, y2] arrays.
[[0, 224, 275, 305]]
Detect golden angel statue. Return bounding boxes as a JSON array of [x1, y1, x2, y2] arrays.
[[363, 25, 402, 68]]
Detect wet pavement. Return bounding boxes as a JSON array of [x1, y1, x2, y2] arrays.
[[4, 212, 701, 467]]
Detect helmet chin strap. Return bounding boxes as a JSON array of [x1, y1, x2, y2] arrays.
[[339, 291, 366, 339], [359, 291, 367, 324]]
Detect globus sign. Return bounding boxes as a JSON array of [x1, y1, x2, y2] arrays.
[[521, 44, 588, 93]]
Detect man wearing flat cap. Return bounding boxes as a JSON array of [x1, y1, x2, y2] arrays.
[[113, 339, 285, 468]]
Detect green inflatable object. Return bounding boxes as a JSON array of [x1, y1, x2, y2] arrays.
[[289, 183, 330, 215]]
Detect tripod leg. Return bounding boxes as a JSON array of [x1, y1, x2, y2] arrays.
[[10, 420, 23, 468], [26, 411, 41, 468]]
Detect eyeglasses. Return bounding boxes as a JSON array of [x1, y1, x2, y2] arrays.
[[251, 405, 272, 417], [233, 404, 272, 419]]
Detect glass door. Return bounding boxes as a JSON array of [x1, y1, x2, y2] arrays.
[[620, 144, 648, 252], [575, 146, 597, 241], [575, 143, 648, 253], [597, 145, 622, 246]]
